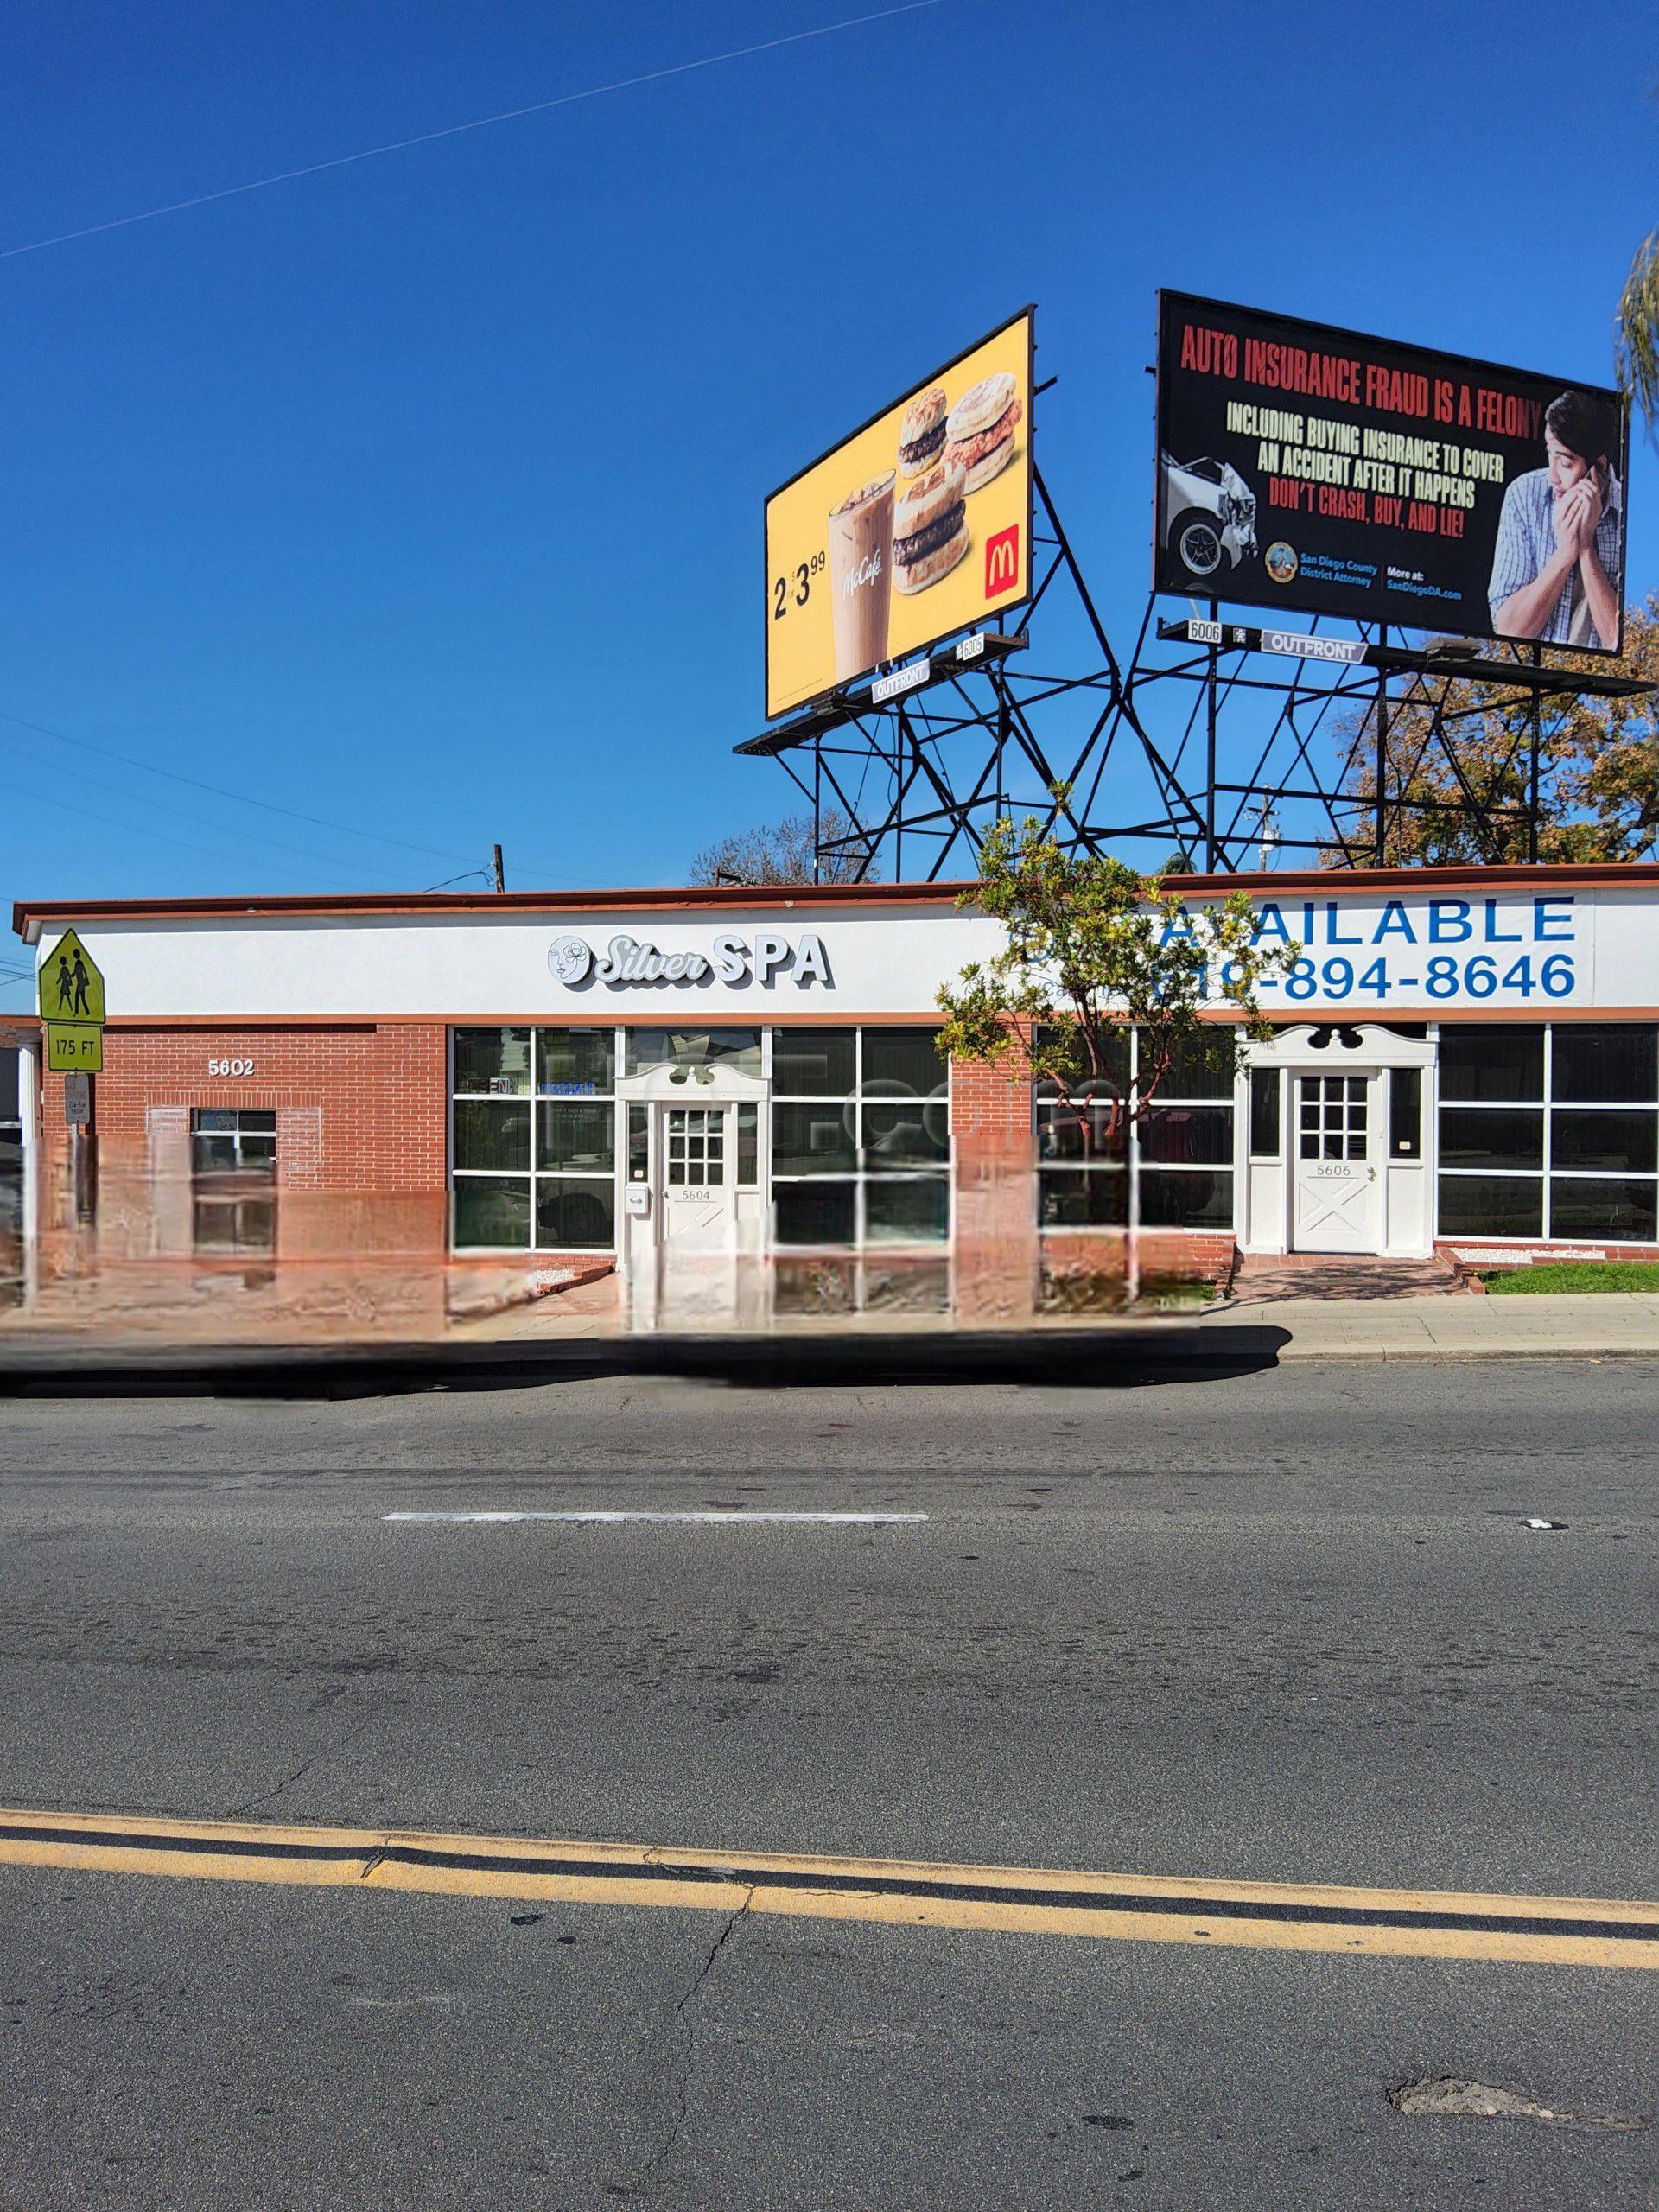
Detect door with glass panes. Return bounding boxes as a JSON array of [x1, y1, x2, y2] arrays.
[[656, 1103, 735, 1252], [1292, 1072, 1381, 1252]]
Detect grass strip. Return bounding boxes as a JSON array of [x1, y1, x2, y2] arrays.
[[1483, 1260, 1659, 1294]]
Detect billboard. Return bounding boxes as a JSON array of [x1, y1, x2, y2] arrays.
[[765, 310, 1033, 720], [1154, 293, 1629, 654]]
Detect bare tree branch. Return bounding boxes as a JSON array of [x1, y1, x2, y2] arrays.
[[688, 810, 877, 887]]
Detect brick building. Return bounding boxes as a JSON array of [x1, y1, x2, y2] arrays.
[[11, 865, 1659, 1319]]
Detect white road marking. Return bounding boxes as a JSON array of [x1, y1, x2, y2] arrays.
[[384, 1510, 928, 1525]]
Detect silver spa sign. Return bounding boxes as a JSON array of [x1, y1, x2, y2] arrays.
[[548, 931, 833, 990]]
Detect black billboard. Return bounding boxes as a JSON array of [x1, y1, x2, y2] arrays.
[[1154, 292, 1629, 654]]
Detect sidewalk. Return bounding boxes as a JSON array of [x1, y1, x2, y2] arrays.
[[2, 1274, 1656, 1386], [1197, 1290, 1659, 1361]]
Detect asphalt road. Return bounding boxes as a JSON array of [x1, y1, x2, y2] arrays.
[[0, 1357, 1653, 2209]]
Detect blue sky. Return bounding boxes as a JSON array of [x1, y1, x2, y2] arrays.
[[3, 0, 1656, 1003]]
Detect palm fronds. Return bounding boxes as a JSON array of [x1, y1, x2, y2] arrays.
[[1615, 227, 1659, 441]]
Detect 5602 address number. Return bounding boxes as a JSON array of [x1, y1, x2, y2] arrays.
[[207, 1057, 255, 1077]]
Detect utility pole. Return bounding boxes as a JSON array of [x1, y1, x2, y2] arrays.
[[492, 844, 505, 893]]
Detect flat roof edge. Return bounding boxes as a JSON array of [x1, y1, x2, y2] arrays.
[[12, 881, 978, 938], [16, 863, 1659, 940]]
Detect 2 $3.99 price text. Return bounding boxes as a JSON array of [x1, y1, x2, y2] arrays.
[[772, 550, 826, 620]]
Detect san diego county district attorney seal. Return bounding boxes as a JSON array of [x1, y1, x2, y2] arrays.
[[548, 935, 594, 984]]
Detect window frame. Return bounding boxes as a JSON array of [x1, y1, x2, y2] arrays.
[[1435, 1023, 1659, 1245], [189, 1107, 277, 1257], [450, 1026, 621, 1253], [1036, 1026, 1236, 1237], [768, 1025, 952, 1253]]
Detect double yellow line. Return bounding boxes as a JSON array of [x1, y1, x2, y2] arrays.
[[0, 1808, 1652, 1969]]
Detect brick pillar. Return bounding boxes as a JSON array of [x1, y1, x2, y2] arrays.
[[951, 1052, 1038, 1324]]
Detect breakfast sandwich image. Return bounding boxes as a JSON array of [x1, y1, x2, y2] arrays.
[[943, 372, 1022, 492], [897, 387, 949, 479], [892, 459, 969, 594]]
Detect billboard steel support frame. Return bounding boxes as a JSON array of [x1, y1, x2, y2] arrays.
[[740, 476, 1650, 882]]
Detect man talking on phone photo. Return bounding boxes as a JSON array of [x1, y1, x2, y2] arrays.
[[1489, 390, 1623, 649]]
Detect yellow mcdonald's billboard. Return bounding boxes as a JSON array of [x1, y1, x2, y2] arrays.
[[764, 310, 1034, 721]]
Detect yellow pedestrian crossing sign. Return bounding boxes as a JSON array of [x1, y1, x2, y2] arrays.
[[38, 930, 105, 1027]]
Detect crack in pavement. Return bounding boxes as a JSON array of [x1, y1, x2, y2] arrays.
[[613, 1885, 754, 2197], [225, 1707, 379, 1821]]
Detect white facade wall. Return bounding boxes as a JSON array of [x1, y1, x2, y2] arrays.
[[28, 885, 1659, 1021]]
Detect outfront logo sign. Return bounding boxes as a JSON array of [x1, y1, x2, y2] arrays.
[[548, 931, 834, 991]]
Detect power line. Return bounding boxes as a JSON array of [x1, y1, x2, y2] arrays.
[[0, 730, 416, 886], [0, 3, 944, 262], [1, 762, 370, 889], [0, 706, 474, 865]]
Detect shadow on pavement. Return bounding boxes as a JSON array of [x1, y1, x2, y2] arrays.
[[0, 1326, 1291, 1398]]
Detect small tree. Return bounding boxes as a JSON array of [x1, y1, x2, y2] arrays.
[[1326, 599, 1659, 867], [934, 809, 1297, 1298], [690, 810, 876, 887]]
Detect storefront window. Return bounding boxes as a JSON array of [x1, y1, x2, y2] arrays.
[[452, 1027, 617, 1249], [1548, 1178, 1657, 1242], [1550, 1026, 1657, 1104], [626, 1029, 762, 1080], [772, 1099, 855, 1177], [736, 1103, 759, 1187], [1160, 1028, 1236, 1100], [863, 1029, 947, 1095], [1437, 1024, 1659, 1243], [453, 1027, 532, 1096], [771, 1027, 856, 1096], [1138, 1169, 1234, 1229], [1035, 1027, 1128, 1230], [773, 1179, 856, 1246], [536, 1179, 615, 1249], [1039, 1167, 1127, 1230], [191, 1108, 276, 1255], [1439, 1025, 1543, 1102], [770, 1027, 949, 1247], [1438, 1109, 1542, 1171], [537, 1103, 614, 1174], [1249, 1069, 1282, 1160], [865, 1176, 950, 1244], [453, 1099, 531, 1173], [1389, 1067, 1421, 1160], [1438, 1174, 1543, 1239], [1138, 1103, 1233, 1165], [1036, 1086, 1125, 1165], [539, 1028, 615, 1091], [1036, 1028, 1234, 1236], [454, 1176, 531, 1250], [1550, 1110, 1656, 1174]]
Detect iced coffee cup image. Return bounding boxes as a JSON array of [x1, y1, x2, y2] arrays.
[[828, 471, 894, 682]]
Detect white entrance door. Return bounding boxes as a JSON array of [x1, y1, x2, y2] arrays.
[[1293, 1074, 1380, 1254], [658, 1104, 734, 1252], [653, 1103, 741, 1323]]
